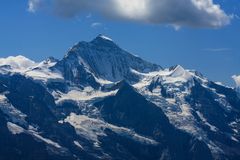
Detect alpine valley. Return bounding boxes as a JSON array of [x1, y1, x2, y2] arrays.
[[0, 35, 239, 160]]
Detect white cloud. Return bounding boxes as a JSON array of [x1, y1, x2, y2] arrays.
[[91, 22, 103, 28], [232, 75, 240, 87], [203, 48, 231, 52], [28, 0, 231, 28], [28, 0, 41, 13]]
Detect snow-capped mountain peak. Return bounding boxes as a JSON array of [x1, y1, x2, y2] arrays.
[[89, 34, 118, 49], [36, 57, 59, 69], [169, 65, 191, 78], [96, 34, 113, 41], [55, 35, 161, 84], [0, 55, 37, 72]]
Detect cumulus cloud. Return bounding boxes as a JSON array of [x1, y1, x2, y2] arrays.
[[28, 0, 231, 28], [232, 75, 240, 87]]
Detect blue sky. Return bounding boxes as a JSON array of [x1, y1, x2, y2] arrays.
[[0, 0, 239, 86]]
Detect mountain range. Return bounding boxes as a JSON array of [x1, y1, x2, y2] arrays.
[[0, 35, 239, 160]]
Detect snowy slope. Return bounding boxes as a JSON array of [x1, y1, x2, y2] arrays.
[[133, 65, 240, 158], [0, 55, 37, 73], [25, 57, 63, 82], [0, 56, 63, 82]]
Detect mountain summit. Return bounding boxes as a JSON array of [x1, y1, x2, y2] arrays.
[[92, 34, 114, 43], [0, 35, 239, 160], [54, 35, 161, 85]]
